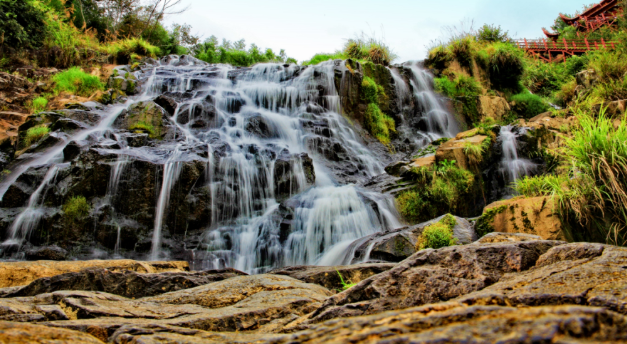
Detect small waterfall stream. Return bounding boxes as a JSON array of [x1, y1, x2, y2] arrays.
[[499, 125, 535, 183], [0, 57, 456, 273]]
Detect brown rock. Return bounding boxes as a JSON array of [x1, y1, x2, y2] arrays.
[[2, 268, 246, 299], [457, 244, 627, 315], [307, 239, 564, 323], [0, 260, 189, 288], [477, 95, 510, 122], [268, 264, 396, 292], [436, 133, 490, 170], [410, 155, 435, 169], [0, 321, 104, 343], [477, 196, 569, 241], [474, 232, 543, 244]]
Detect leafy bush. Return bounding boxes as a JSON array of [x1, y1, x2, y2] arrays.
[[24, 124, 49, 146], [522, 58, 571, 97], [416, 214, 458, 250], [31, 97, 48, 113], [510, 92, 549, 119], [449, 36, 476, 68], [53, 67, 104, 96], [0, 0, 47, 49], [487, 43, 525, 91], [396, 161, 475, 223], [426, 45, 453, 71], [342, 33, 397, 66], [63, 196, 90, 219], [194, 37, 293, 67], [476, 24, 510, 43]]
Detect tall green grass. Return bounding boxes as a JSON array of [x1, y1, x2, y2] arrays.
[[510, 92, 549, 119], [24, 125, 50, 146], [304, 32, 397, 66], [31, 97, 48, 114], [302, 52, 347, 66], [53, 67, 104, 96]]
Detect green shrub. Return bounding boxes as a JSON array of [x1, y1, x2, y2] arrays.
[[476, 24, 510, 43], [396, 161, 475, 223], [194, 37, 293, 67], [487, 43, 525, 91], [434, 75, 483, 125], [426, 45, 453, 71], [510, 92, 549, 119], [0, 0, 47, 49], [106, 38, 161, 62], [342, 33, 397, 66], [588, 50, 627, 83], [416, 214, 458, 250], [31, 97, 48, 113], [449, 36, 476, 68], [53, 67, 104, 97], [24, 125, 49, 146], [522, 58, 570, 97], [63, 196, 90, 220]]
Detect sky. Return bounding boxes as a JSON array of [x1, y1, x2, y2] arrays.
[[164, 0, 590, 63]]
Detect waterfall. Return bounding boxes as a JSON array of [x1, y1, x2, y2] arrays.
[[499, 125, 535, 183], [4, 165, 59, 245], [406, 63, 459, 140], [1, 57, 417, 272]]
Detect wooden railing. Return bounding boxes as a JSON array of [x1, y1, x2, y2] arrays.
[[514, 38, 618, 51]]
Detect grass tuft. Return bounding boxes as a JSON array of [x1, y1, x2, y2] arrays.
[[53, 67, 104, 97], [416, 214, 458, 250], [24, 125, 50, 146]]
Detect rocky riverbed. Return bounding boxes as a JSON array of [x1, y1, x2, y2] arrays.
[[0, 233, 626, 343]]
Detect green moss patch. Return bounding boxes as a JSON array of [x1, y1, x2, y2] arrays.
[[416, 214, 458, 250]]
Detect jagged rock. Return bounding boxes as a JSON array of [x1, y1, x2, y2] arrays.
[[348, 215, 476, 263], [154, 94, 178, 116], [2, 268, 246, 298], [477, 95, 510, 122], [273, 153, 315, 201], [113, 101, 169, 139], [63, 139, 90, 162], [0, 321, 104, 343], [474, 232, 543, 244], [24, 245, 68, 261], [306, 239, 565, 323], [245, 114, 277, 138], [456, 243, 627, 314], [0, 260, 189, 288], [475, 196, 568, 241], [435, 132, 491, 170], [269, 263, 396, 292], [35, 275, 332, 337]]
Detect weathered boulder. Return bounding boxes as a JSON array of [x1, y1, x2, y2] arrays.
[[474, 232, 543, 244], [269, 263, 396, 292], [0, 321, 104, 343], [576, 68, 597, 89], [306, 239, 564, 323], [457, 243, 627, 314], [348, 215, 476, 263], [435, 132, 491, 170], [1, 268, 246, 299], [24, 245, 68, 261], [475, 196, 569, 241], [0, 260, 189, 288], [113, 101, 170, 139], [477, 95, 510, 122], [36, 275, 332, 338]]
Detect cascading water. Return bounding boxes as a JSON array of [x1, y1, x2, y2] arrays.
[[0, 56, 454, 273], [405, 63, 459, 141], [499, 125, 535, 183]]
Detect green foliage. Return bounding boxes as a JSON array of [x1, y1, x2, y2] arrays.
[[53, 67, 104, 96], [416, 214, 458, 250], [193, 37, 293, 67], [302, 52, 347, 66], [129, 121, 157, 138], [449, 36, 476, 68], [486, 42, 525, 91], [396, 161, 475, 223], [63, 196, 90, 222], [335, 270, 356, 291], [513, 175, 568, 197], [0, 0, 47, 49], [426, 45, 453, 71], [106, 38, 161, 62], [31, 97, 48, 113], [361, 77, 395, 144], [434, 75, 484, 125], [342, 33, 397, 66], [475, 205, 507, 237], [476, 24, 510, 43], [24, 124, 49, 146], [562, 108, 627, 245], [510, 92, 549, 119]]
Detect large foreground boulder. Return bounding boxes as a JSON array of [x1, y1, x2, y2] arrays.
[[0, 321, 104, 343], [0, 260, 189, 288], [1, 268, 247, 299], [306, 238, 565, 323]]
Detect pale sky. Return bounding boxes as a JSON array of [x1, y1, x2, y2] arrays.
[[165, 0, 589, 63]]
